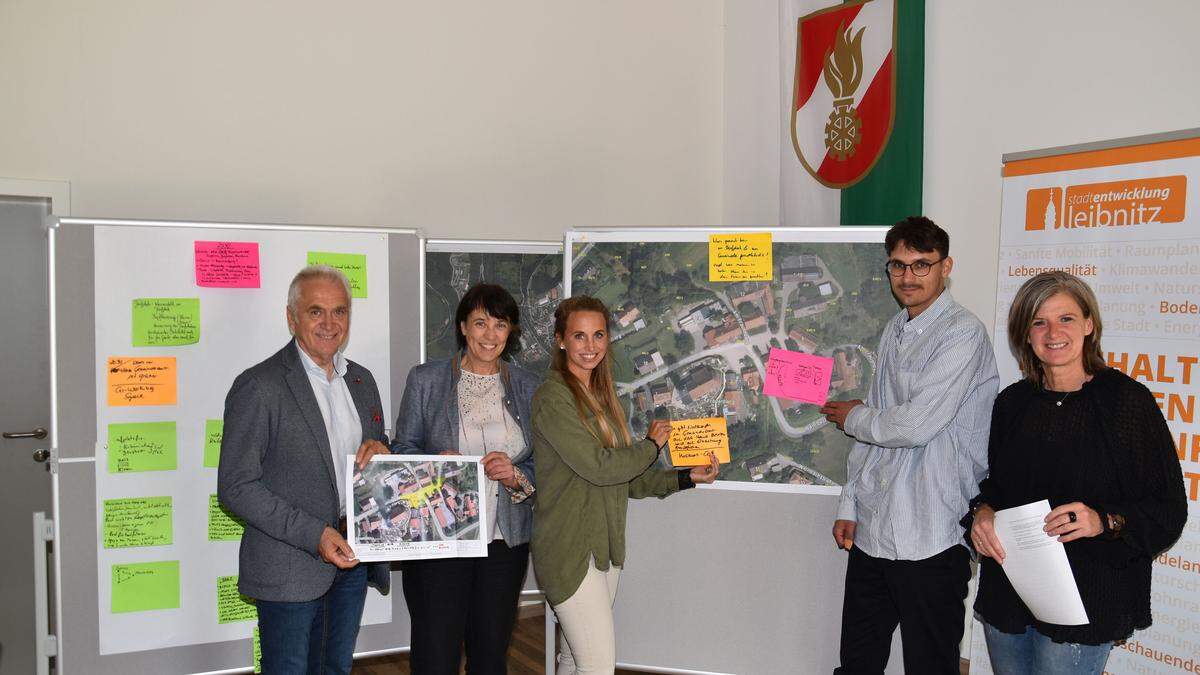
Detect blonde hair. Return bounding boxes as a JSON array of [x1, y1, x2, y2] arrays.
[[552, 296, 633, 448], [1007, 271, 1106, 384]]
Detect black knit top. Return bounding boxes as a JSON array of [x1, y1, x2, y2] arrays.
[[969, 368, 1187, 645]]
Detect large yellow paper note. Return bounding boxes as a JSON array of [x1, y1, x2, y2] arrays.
[[709, 233, 772, 282], [668, 417, 731, 466]]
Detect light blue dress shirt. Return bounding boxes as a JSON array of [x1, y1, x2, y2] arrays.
[[297, 343, 363, 516], [835, 291, 999, 561]]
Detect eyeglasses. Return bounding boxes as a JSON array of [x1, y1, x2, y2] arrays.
[[884, 258, 944, 278]]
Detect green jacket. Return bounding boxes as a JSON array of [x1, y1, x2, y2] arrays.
[[530, 369, 680, 606]]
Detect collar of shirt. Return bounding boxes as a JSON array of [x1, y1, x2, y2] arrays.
[[295, 341, 348, 381], [897, 289, 955, 340]]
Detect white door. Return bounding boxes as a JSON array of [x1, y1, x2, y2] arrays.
[[0, 197, 53, 675]]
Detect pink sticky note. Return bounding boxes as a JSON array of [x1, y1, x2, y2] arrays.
[[194, 241, 260, 288], [762, 347, 834, 405]]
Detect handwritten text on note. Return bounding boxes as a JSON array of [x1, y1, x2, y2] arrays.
[[107, 421, 178, 473], [307, 251, 367, 298], [668, 417, 731, 466], [195, 241, 261, 288], [132, 298, 200, 346], [111, 561, 180, 613], [763, 347, 834, 405], [103, 496, 173, 548], [106, 356, 177, 406], [709, 233, 773, 282]]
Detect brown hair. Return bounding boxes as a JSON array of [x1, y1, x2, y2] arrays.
[[551, 296, 633, 448], [1007, 271, 1106, 383]]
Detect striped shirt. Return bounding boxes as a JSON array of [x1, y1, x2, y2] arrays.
[[835, 291, 998, 561], [297, 343, 363, 517]]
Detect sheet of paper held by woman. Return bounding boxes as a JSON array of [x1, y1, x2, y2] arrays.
[[993, 500, 1089, 625]]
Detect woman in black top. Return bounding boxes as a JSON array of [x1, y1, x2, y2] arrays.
[[967, 271, 1186, 674]]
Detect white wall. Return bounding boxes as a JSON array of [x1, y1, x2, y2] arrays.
[[724, 0, 1200, 329], [0, 1, 723, 238]]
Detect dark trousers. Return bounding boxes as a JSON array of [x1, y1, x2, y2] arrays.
[[834, 544, 971, 675], [256, 565, 368, 675], [402, 539, 530, 675]]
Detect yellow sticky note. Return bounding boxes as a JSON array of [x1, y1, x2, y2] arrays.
[[668, 417, 731, 466], [111, 561, 180, 613], [208, 494, 246, 541], [103, 496, 173, 548], [107, 421, 178, 473], [203, 419, 223, 468], [253, 626, 262, 673], [307, 251, 367, 298], [107, 357, 177, 406], [217, 575, 257, 624], [709, 233, 773, 282]]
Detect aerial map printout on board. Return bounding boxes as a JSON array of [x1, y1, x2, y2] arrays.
[[424, 245, 564, 376], [570, 231, 896, 489]]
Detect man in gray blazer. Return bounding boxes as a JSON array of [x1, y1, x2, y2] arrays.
[[218, 265, 391, 675]]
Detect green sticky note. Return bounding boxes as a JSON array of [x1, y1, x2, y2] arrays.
[[217, 575, 257, 624], [111, 561, 180, 613], [131, 298, 200, 346], [107, 421, 177, 473], [103, 496, 173, 548], [203, 419, 223, 468], [208, 494, 245, 541], [253, 626, 262, 673], [306, 251, 367, 298]]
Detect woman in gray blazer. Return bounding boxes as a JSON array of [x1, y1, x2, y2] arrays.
[[392, 283, 541, 675]]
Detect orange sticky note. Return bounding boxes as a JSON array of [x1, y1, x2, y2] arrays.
[[107, 357, 178, 406], [667, 417, 731, 466]]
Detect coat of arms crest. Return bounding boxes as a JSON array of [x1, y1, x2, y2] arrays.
[[790, 0, 897, 188]]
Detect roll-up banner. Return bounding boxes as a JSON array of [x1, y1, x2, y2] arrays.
[[974, 131, 1200, 673]]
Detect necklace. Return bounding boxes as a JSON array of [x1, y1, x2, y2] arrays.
[[1054, 390, 1071, 407]]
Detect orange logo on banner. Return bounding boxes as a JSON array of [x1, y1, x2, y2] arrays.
[[1025, 187, 1062, 230], [1025, 175, 1187, 231]]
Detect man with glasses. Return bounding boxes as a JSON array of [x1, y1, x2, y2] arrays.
[[819, 216, 999, 674]]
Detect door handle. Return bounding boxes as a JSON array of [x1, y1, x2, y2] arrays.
[[3, 427, 48, 439]]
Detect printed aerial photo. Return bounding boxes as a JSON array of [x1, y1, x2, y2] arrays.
[[424, 251, 564, 376], [352, 459, 481, 544], [571, 240, 897, 486]]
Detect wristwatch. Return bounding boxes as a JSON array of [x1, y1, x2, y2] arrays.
[[1098, 509, 1125, 538], [1106, 512, 1125, 538]]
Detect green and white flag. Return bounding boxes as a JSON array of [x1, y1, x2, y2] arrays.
[[780, 0, 924, 226]]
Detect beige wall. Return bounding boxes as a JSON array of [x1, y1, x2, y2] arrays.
[[723, 0, 1200, 328], [0, 1, 723, 238]]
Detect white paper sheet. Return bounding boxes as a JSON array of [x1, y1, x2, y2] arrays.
[[993, 499, 1089, 626]]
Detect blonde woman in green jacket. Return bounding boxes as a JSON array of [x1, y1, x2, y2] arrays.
[[532, 296, 718, 675]]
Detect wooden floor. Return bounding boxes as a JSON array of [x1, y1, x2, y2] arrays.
[[352, 611, 638, 675], [353, 610, 971, 674]]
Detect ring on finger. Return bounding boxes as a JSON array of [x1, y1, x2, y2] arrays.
[[1067, 511, 1077, 523]]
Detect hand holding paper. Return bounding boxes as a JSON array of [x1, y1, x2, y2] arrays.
[[319, 527, 359, 569], [992, 500, 1089, 625], [688, 453, 721, 484]]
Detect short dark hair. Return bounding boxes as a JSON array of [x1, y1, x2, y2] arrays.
[[885, 216, 950, 259], [454, 283, 522, 358]]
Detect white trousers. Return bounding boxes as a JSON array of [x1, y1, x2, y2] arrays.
[[552, 559, 622, 675]]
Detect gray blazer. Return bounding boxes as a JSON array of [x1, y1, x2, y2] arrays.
[[391, 356, 541, 546], [218, 340, 390, 602]]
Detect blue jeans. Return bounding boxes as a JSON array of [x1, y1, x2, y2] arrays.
[[256, 565, 368, 675], [983, 622, 1111, 675]]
